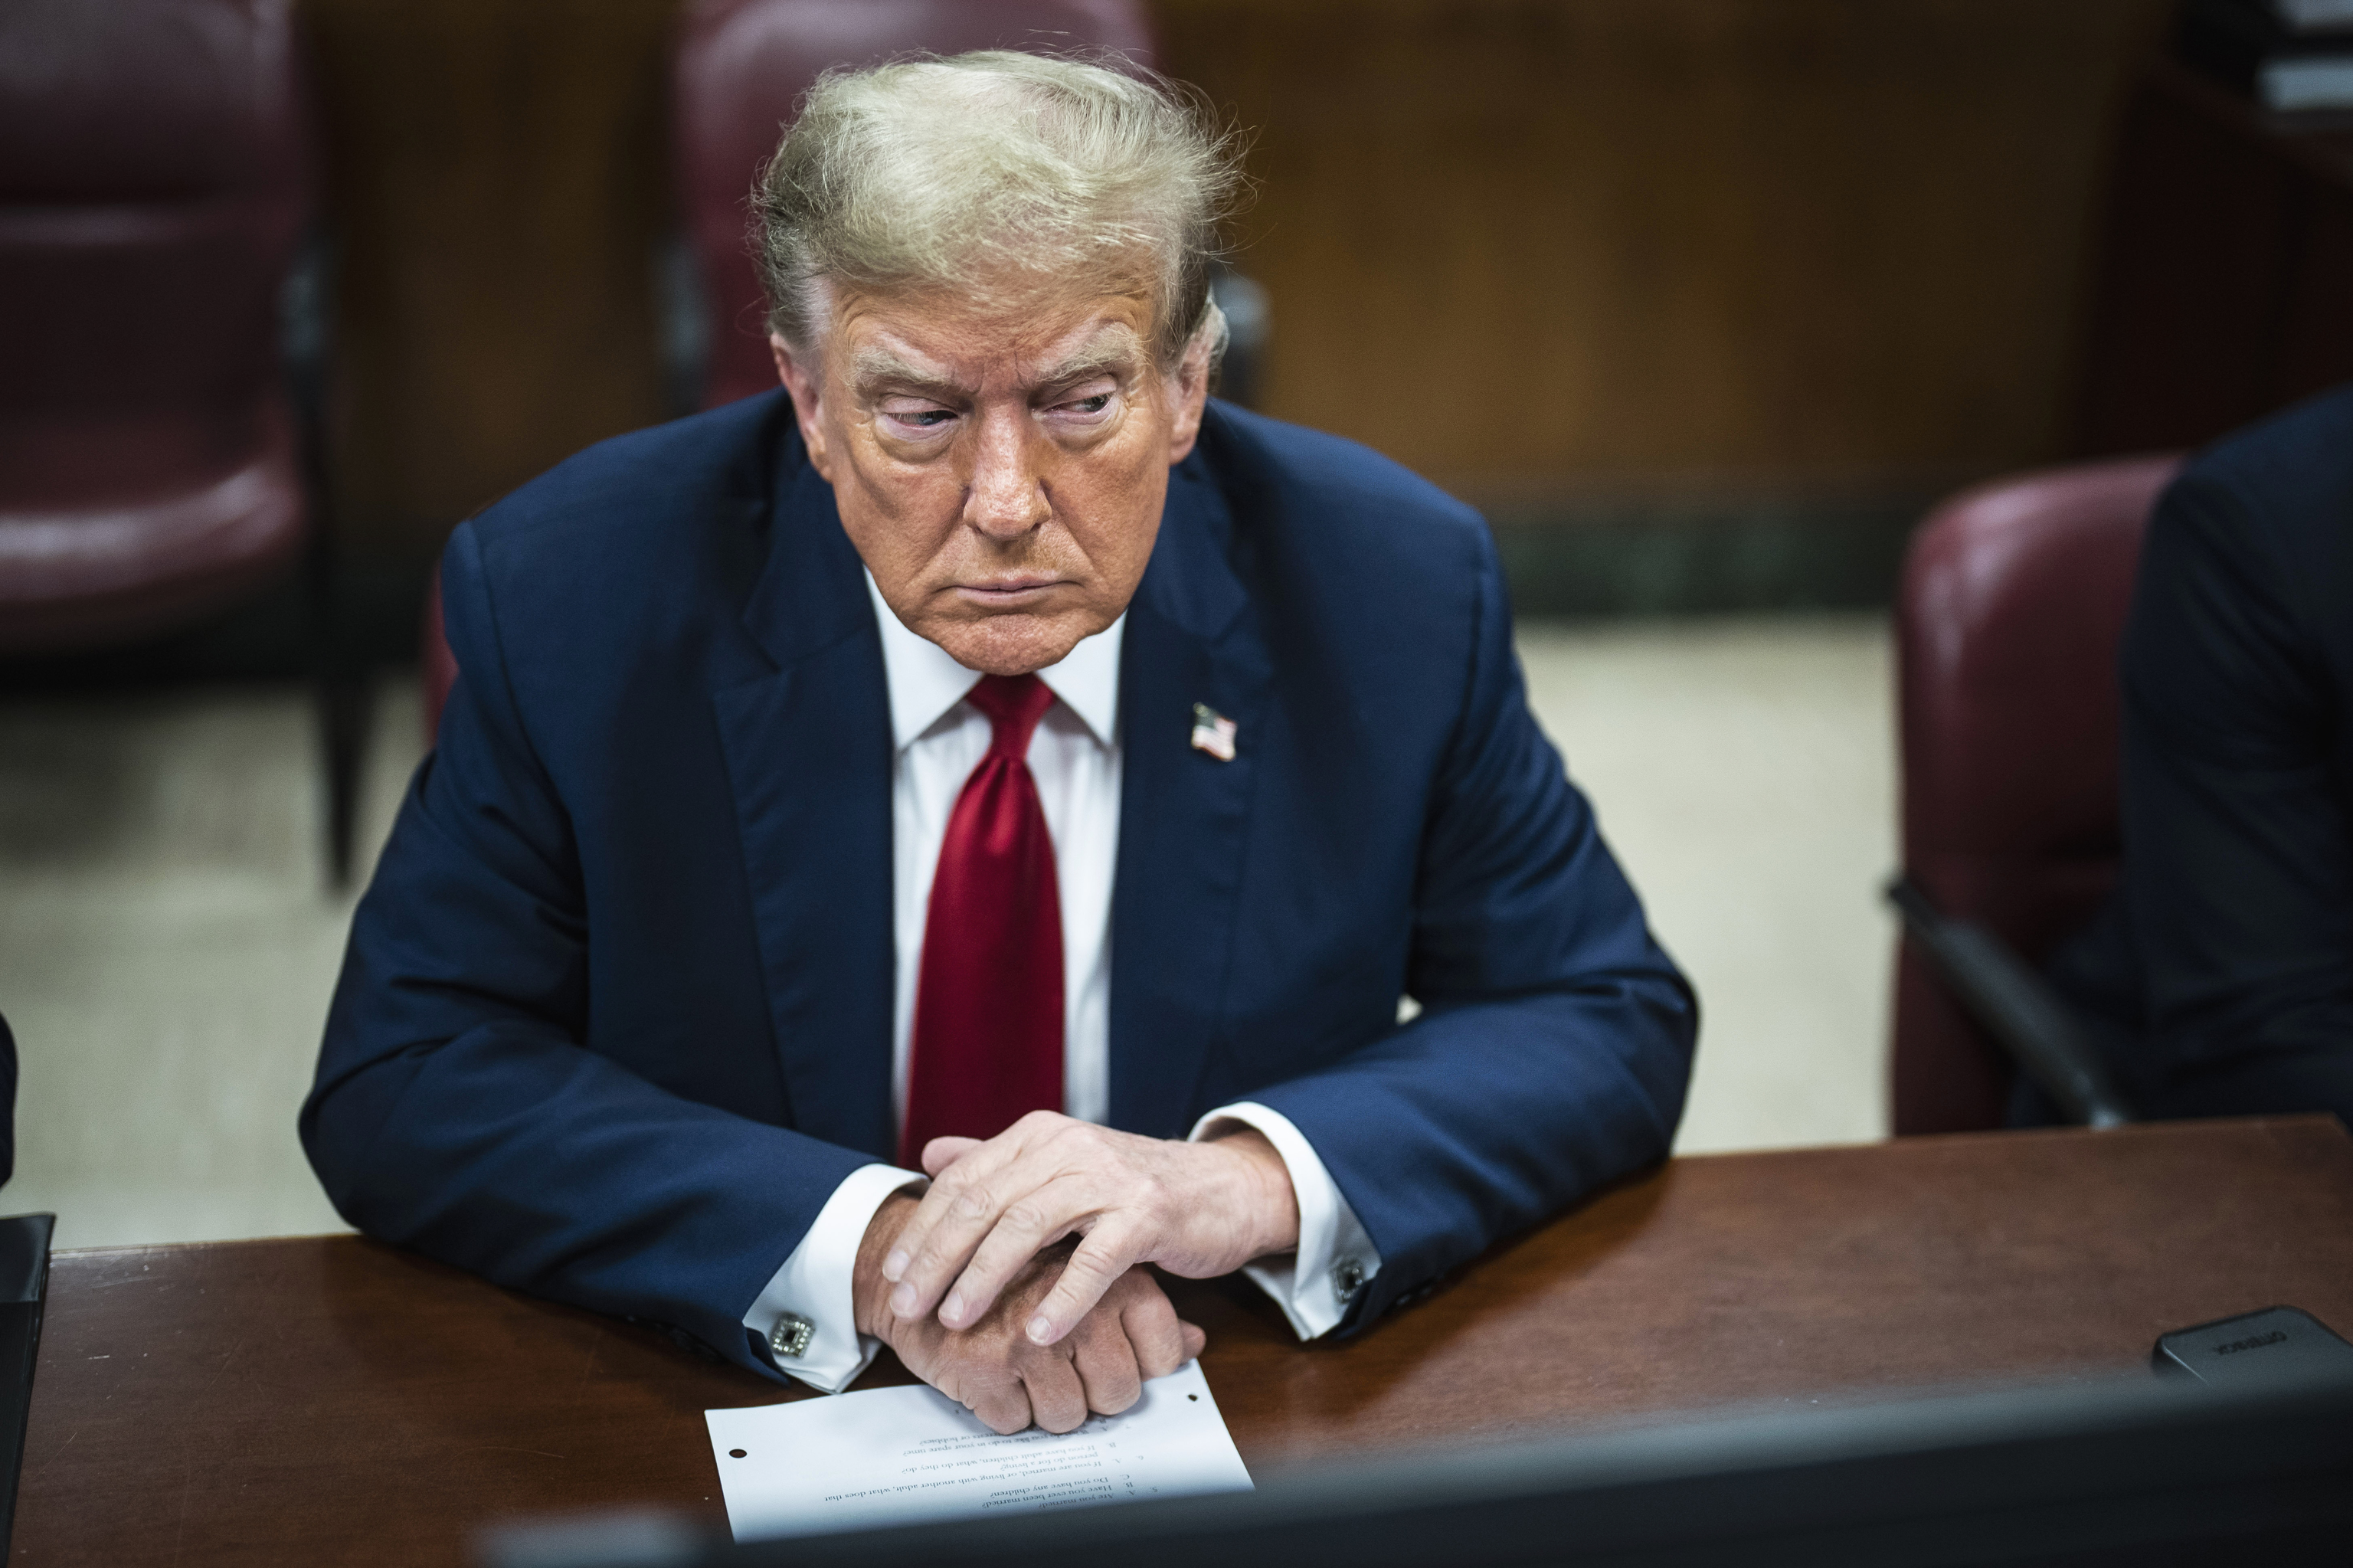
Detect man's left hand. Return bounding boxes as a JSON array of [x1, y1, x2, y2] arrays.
[[879, 1111, 1301, 1348]]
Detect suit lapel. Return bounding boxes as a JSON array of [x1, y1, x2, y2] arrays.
[[1108, 458, 1274, 1137], [712, 457, 897, 1159]]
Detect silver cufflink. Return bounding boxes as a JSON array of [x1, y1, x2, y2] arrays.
[[770, 1312, 815, 1359], [1331, 1259, 1365, 1303]]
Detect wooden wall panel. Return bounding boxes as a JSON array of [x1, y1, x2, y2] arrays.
[[1155, 0, 2174, 503], [299, 0, 2170, 560], [304, 0, 677, 558]]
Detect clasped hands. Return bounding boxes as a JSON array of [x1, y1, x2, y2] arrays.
[[853, 1112, 1300, 1434]]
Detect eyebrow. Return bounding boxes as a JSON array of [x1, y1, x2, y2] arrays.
[[849, 349, 963, 401], [1033, 324, 1147, 389]]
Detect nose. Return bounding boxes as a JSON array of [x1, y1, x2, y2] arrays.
[[962, 408, 1050, 540]]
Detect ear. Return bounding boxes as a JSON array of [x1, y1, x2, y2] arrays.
[[1163, 324, 1215, 466], [771, 333, 834, 479]]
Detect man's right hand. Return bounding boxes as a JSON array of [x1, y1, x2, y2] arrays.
[[854, 1191, 1206, 1434]]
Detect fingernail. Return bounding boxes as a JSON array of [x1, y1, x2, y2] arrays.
[[942, 1291, 965, 1325], [882, 1250, 908, 1282], [1026, 1315, 1052, 1344], [889, 1284, 915, 1317]]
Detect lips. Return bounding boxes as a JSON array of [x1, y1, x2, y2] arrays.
[[958, 576, 1060, 597]]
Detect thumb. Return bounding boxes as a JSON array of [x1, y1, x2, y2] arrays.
[[1179, 1321, 1208, 1361], [920, 1136, 983, 1176]]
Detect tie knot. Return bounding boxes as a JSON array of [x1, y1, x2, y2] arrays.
[[965, 673, 1055, 759]]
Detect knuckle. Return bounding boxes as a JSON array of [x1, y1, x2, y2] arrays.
[[1002, 1198, 1052, 1236], [1060, 1249, 1113, 1288], [951, 1183, 996, 1222]]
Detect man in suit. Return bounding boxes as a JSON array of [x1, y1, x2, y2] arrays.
[[2047, 381, 2352, 1126], [305, 53, 1695, 1435]]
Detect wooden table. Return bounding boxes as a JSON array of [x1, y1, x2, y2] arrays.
[[16, 1117, 2353, 1565]]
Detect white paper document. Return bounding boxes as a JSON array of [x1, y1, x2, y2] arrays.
[[705, 1360, 1253, 1540]]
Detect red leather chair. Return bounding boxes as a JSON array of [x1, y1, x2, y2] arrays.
[[1890, 454, 2183, 1134], [672, 0, 1157, 409], [0, 0, 314, 647], [0, 0, 364, 876]]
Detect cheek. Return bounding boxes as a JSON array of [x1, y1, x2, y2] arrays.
[[833, 451, 965, 581], [1056, 450, 1168, 581]]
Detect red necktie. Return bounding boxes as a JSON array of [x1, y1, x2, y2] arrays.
[[900, 673, 1064, 1167]]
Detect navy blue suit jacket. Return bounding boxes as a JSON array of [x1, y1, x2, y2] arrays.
[[2050, 383, 2353, 1120], [305, 392, 1697, 1379]]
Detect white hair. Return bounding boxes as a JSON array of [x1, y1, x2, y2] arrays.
[[751, 51, 1244, 368]]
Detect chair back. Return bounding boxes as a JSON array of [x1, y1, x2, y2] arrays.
[[673, 0, 1156, 408], [0, 0, 313, 649], [1891, 454, 2182, 1134]]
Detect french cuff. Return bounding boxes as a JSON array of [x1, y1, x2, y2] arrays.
[[1187, 1101, 1381, 1340], [740, 1161, 923, 1393]]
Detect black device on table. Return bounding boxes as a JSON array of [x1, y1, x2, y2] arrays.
[[491, 1308, 2353, 1568], [2153, 1303, 2353, 1385]]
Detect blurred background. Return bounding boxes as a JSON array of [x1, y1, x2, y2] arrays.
[[4, 0, 2351, 1248]]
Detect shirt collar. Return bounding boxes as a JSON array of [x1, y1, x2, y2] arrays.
[[865, 570, 1124, 752]]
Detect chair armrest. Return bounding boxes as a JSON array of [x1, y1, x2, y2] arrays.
[[1886, 876, 2135, 1128]]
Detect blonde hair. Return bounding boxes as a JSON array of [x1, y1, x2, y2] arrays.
[[751, 51, 1245, 368]]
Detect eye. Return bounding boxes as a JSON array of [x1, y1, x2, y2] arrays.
[[1048, 385, 1118, 423], [879, 401, 957, 435]]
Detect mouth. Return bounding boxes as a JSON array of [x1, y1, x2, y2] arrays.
[[954, 576, 1065, 606]]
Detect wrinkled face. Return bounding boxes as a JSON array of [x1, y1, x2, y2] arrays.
[[773, 279, 1212, 676]]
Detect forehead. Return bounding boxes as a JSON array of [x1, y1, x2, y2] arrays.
[[829, 283, 1157, 390]]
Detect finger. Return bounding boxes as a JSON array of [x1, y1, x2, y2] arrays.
[[1070, 1313, 1144, 1416], [919, 1136, 983, 1177], [931, 1361, 1028, 1439], [1023, 1355, 1090, 1435], [970, 1377, 1036, 1437], [1119, 1282, 1190, 1379], [1025, 1224, 1143, 1346], [940, 1173, 1105, 1331], [881, 1115, 1075, 1303], [1180, 1320, 1207, 1362], [881, 1130, 1046, 1311]]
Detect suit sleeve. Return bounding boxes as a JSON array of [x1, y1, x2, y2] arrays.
[[1244, 528, 1698, 1327], [2107, 472, 2353, 1073], [300, 521, 873, 1380]]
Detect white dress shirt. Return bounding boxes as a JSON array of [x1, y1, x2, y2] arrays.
[[740, 574, 1381, 1390]]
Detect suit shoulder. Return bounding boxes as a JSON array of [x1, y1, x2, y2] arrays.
[[2180, 382, 2353, 547], [463, 392, 793, 568], [450, 393, 794, 617], [443, 393, 798, 676], [1192, 402, 1488, 555]]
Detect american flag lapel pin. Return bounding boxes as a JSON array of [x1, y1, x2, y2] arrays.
[[1190, 702, 1237, 761]]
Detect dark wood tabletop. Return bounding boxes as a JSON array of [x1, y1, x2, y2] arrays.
[[15, 1116, 2353, 1566]]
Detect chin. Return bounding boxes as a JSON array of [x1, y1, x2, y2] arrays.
[[934, 614, 1085, 677]]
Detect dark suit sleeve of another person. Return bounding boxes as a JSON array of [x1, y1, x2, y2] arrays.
[[300, 523, 870, 1380], [2054, 401, 2353, 1112], [1244, 529, 1698, 1325], [0, 1010, 12, 1187]]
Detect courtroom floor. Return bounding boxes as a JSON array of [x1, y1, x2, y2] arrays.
[[0, 614, 1896, 1249]]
